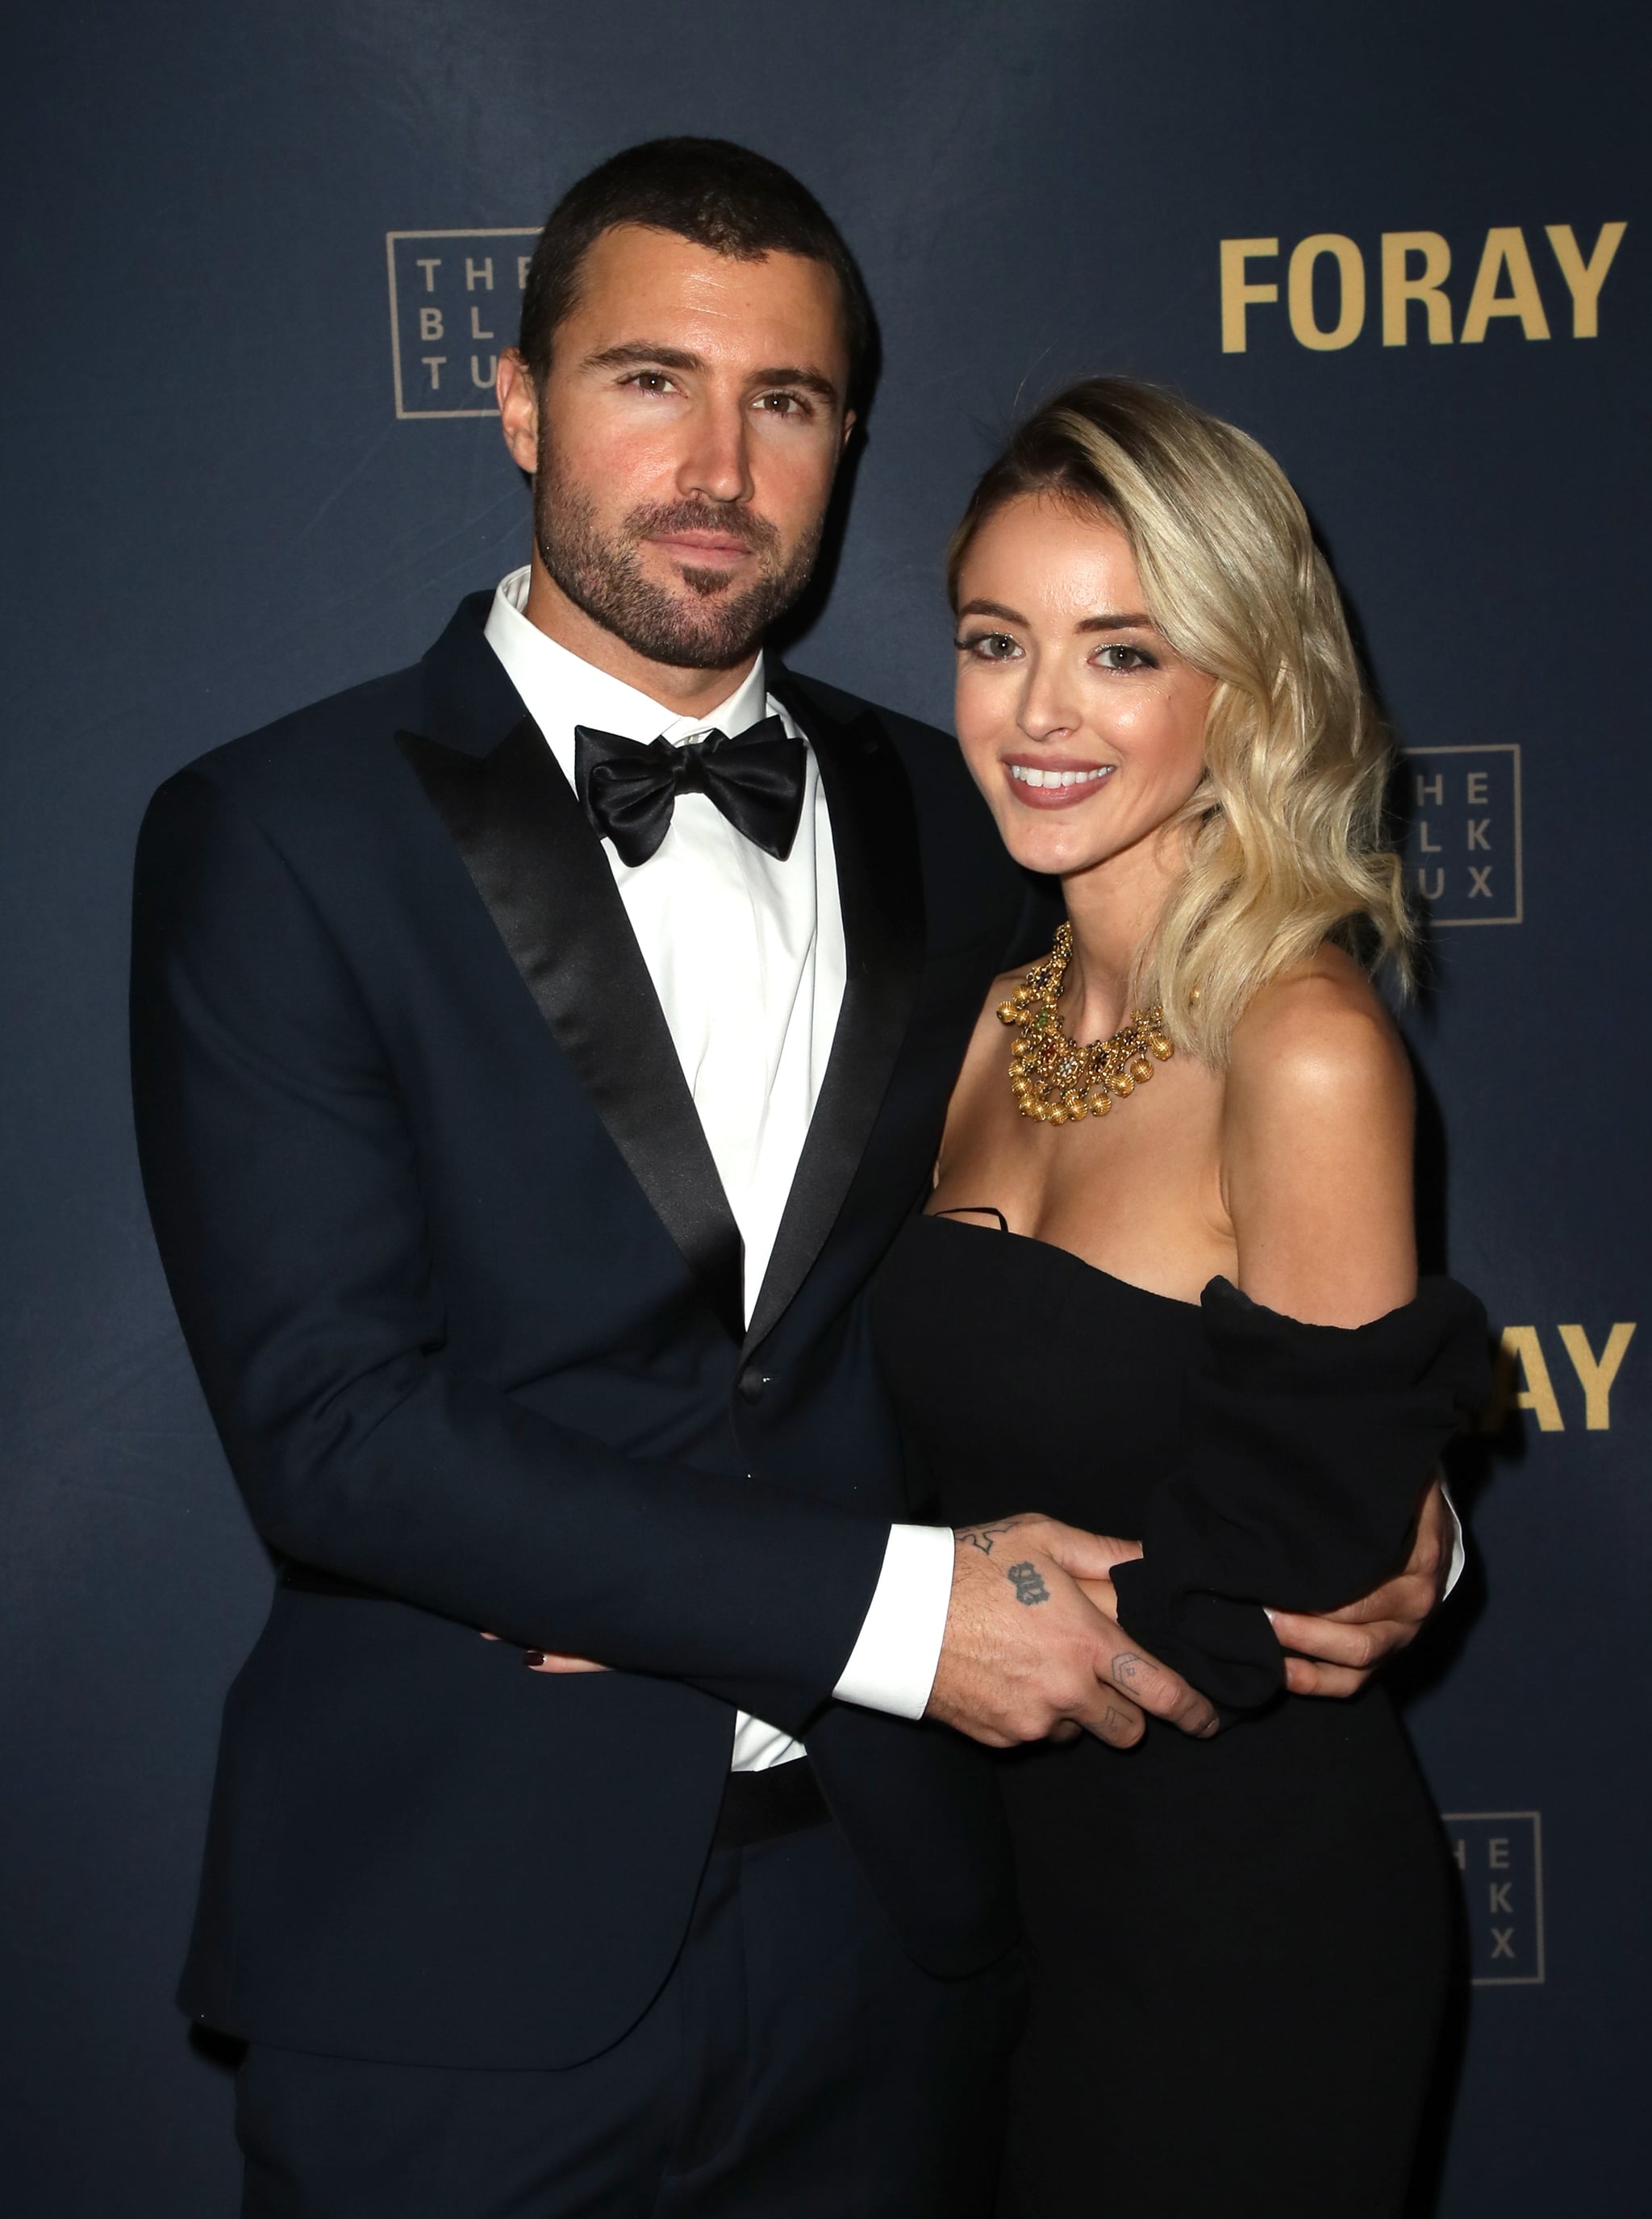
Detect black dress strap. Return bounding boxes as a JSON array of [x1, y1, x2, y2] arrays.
[[931, 1205, 1011, 1233]]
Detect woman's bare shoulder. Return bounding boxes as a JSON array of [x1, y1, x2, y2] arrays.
[[1221, 949, 1417, 1319], [1225, 947, 1412, 1128]]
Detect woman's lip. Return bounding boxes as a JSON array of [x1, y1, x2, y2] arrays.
[[1002, 759, 1116, 809]]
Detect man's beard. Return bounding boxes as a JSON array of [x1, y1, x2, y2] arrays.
[[532, 431, 824, 672]]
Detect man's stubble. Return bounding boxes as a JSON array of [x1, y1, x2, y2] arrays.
[[532, 423, 825, 674]]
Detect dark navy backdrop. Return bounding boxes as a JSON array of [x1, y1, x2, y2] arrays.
[[3, 3, 1646, 2209]]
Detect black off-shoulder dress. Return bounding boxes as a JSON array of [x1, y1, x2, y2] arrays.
[[873, 1212, 1488, 2219]]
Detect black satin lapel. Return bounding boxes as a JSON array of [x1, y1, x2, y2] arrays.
[[744, 702, 925, 1352], [398, 717, 745, 1341]]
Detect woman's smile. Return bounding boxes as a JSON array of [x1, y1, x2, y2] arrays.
[[1002, 757, 1116, 807]]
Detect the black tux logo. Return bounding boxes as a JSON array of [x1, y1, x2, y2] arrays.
[[1402, 745, 1521, 926], [1443, 1812, 1545, 1985], [387, 228, 538, 417]]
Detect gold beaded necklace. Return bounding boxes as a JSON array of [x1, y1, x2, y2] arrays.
[[996, 922, 1174, 1124]]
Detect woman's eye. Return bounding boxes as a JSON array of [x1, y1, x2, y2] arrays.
[[1095, 643, 1157, 672], [955, 632, 1021, 661]]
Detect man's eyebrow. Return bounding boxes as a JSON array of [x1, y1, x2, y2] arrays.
[[582, 342, 706, 373], [580, 342, 839, 405], [749, 364, 841, 404]]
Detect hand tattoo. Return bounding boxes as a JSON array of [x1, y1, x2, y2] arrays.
[[1007, 1561, 1051, 1607], [1109, 1651, 1149, 1690], [957, 1517, 1029, 1557]]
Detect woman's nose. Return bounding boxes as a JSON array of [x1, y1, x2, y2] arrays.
[[1016, 661, 1082, 742]]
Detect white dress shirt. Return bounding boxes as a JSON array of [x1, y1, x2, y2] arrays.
[[484, 568, 955, 1771]]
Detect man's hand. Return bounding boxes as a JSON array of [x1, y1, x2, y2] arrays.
[[926, 1515, 1218, 1750], [1267, 1478, 1453, 1697]]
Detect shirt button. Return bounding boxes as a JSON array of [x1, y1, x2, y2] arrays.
[[736, 1366, 769, 1404]]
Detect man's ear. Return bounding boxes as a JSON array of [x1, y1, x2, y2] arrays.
[[840, 408, 857, 453], [497, 349, 540, 474]]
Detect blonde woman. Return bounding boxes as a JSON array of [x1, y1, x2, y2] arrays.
[[872, 381, 1488, 2215]]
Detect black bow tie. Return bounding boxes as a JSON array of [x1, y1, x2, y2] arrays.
[[574, 715, 806, 870]]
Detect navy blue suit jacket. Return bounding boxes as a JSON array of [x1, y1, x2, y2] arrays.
[[131, 594, 1035, 2067]]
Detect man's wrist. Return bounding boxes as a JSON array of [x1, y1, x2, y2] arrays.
[[831, 1524, 955, 1718]]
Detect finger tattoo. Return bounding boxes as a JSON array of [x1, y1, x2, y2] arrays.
[[1109, 1651, 1149, 1689]]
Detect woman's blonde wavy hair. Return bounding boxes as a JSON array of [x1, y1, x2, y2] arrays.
[[946, 377, 1412, 1066]]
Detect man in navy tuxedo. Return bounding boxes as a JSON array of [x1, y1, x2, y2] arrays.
[[131, 140, 1456, 2217]]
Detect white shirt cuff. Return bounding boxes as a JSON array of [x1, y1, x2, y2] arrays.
[[832, 1523, 955, 1719], [1441, 1480, 1466, 1597]]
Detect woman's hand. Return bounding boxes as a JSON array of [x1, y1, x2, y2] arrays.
[[479, 1633, 608, 1674], [1070, 1535, 1143, 1624], [1267, 1477, 1454, 1697], [1071, 1487, 1456, 1704]]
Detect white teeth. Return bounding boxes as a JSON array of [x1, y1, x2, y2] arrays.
[[1009, 764, 1111, 790]]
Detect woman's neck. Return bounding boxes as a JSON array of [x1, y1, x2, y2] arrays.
[[1058, 832, 1186, 1037]]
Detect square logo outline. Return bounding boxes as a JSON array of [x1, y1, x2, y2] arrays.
[[1401, 742, 1523, 928], [386, 227, 539, 419], [1441, 1808, 1546, 1985]]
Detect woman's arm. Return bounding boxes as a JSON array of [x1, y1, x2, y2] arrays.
[[1219, 966, 1465, 1694], [1106, 954, 1487, 1708], [1220, 953, 1416, 1327]]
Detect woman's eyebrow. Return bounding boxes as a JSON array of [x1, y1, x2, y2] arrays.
[[1075, 611, 1160, 634], [956, 599, 1027, 624], [956, 599, 1162, 633]]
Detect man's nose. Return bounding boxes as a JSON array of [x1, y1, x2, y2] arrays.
[[677, 398, 753, 507]]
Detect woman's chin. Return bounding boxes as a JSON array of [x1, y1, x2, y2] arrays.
[[997, 814, 1106, 880]]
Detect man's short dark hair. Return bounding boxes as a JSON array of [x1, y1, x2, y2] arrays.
[[518, 137, 877, 411]]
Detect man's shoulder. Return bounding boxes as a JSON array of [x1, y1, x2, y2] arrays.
[[777, 665, 952, 754], [152, 589, 506, 824], [776, 665, 985, 834], [779, 663, 1028, 937], [166, 662, 425, 814]]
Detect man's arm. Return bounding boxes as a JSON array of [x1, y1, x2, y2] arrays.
[[511, 1508, 1221, 1750], [131, 769, 889, 1736]]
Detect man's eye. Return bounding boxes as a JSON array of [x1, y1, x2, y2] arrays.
[[954, 631, 1021, 661], [624, 372, 678, 394], [755, 391, 809, 416]]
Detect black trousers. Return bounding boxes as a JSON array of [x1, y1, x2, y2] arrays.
[[236, 1811, 1024, 2218]]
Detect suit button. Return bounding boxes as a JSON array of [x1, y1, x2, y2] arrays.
[[737, 1365, 768, 1404]]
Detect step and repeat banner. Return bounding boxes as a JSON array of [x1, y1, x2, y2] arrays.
[[2, 4, 1644, 2211]]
